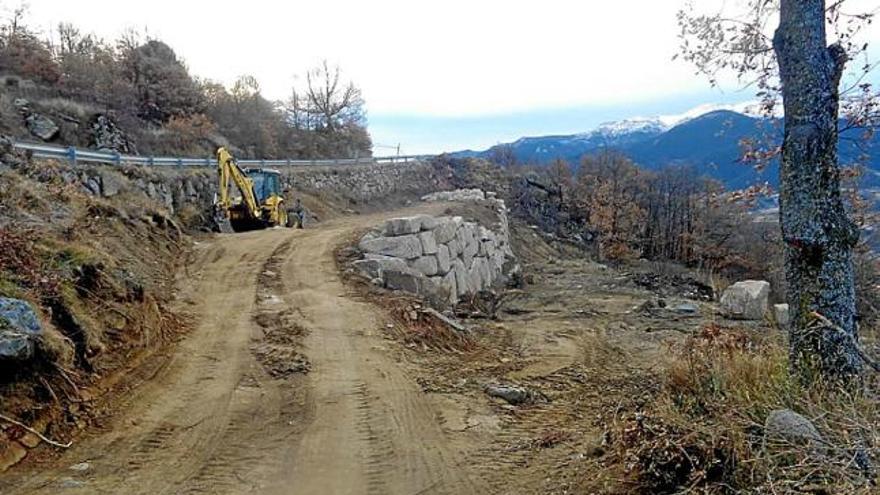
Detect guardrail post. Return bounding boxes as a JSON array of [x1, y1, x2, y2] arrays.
[[67, 146, 77, 166], [177, 158, 183, 167], [113, 152, 121, 166]]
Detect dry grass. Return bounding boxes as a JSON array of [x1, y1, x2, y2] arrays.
[[595, 325, 880, 494]]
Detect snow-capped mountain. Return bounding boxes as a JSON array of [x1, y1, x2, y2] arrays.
[[450, 104, 880, 189], [589, 117, 669, 139]]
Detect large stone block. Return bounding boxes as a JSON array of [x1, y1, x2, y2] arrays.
[[384, 268, 426, 294], [433, 217, 462, 244], [418, 230, 438, 255], [409, 255, 439, 277], [419, 216, 439, 231], [452, 259, 470, 297], [721, 280, 770, 320], [446, 237, 461, 258], [359, 234, 423, 260], [384, 215, 432, 236], [462, 238, 479, 268], [442, 271, 458, 304], [436, 245, 452, 274], [353, 255, 407, 279], [468, 258, 487, 292]]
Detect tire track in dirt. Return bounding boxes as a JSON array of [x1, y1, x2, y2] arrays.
[[6, 205, 485, 495], [3, 231, 307, 494], [277, 218, 486, 495]]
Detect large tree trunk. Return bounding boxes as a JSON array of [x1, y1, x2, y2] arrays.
[[773, 0, 862, 382]]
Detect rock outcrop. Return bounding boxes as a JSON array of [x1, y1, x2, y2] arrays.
[[720, 280, 770, 320], [0, 297, 42, 361], [354, 190, 515, 307], [90, 114, 137, 154]]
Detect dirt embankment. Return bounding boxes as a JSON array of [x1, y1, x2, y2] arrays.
[[0, 151, 196, 472]]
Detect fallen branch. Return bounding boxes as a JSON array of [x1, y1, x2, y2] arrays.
[[420, 308, 469, 333], [0, 413, 72, 449]]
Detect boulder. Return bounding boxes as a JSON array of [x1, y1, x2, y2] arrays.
[[24, 113, 60, 141], [359, 234, 423, 260], [774, 303, 790, 328], [0, 297, 42, 361], [764, 409, 825, 455], [100, 171, 126, 197], [721, 280, 770, 320], [417, 230, 438, 255]]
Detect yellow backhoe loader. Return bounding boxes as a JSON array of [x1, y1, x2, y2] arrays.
[[213, 147, 290, 232]]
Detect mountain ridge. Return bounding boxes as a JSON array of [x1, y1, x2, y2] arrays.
[[450, 108, 880, 189]]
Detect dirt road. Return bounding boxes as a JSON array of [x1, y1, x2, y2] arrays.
[[5, 209, 484, 494]]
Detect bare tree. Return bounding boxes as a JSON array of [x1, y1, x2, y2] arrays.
[[678, 0, 878, 383], [302, 60, 365, 132], [286, 61, 371, 157]]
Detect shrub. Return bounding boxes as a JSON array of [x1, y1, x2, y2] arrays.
[[601, 325, 880, 493]]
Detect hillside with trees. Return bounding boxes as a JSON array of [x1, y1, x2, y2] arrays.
[[0, 8, 371, 159]]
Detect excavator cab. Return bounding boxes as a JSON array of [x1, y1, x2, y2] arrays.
[[246, 169, 283, 204], [213, 148, 289, 232]]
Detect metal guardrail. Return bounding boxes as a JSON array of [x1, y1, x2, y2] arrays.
[[11, 141, 430, 168]]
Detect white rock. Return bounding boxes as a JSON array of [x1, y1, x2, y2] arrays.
[[774, 303, 790, 328], [721, 280, 771, 320], [384, 215, 432, 236]]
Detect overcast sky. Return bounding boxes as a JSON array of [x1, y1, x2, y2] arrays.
[[9, 0, 880, 154]]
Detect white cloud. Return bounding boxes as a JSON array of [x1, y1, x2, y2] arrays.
[[16, 0, 723, 116]]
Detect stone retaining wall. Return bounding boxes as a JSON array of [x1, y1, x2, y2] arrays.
[[284, 161, 442, 203], [354, 191, 515, 306]]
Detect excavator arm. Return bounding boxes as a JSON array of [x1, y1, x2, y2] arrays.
[[216, 147, 261, 220]]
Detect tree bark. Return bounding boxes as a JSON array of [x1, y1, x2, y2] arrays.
[[774, 0, 862, 382]]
